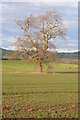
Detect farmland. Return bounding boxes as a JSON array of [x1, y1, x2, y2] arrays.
[[2, 60, 78, 118]]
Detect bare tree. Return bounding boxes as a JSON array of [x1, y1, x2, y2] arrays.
[[13, 10, 66, 72]]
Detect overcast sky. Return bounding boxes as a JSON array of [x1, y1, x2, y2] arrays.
[[0, 1, 78, 52]]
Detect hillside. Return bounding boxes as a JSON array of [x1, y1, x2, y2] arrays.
[[0, 48, 79, 60]]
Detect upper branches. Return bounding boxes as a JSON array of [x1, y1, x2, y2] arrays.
[[15, 9, 67, 61]]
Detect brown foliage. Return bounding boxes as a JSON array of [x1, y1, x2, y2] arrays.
[[12, 10, 67, 72]]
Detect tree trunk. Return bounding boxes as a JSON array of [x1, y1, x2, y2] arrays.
[[38, 61, 42, 72]]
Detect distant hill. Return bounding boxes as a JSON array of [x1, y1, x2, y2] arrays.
[[0, 48, 13, 55], [0, 48, 79, 60], [0, 48, 13, 59], [57, 52, 78, 59]]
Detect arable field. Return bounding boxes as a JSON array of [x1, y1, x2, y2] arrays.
[[2, 60, 78, 118]]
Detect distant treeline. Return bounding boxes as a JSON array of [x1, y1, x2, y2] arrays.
[[0, 48, 79, 60]]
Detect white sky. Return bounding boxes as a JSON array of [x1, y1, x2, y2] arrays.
[[1, 0, 79, 2]]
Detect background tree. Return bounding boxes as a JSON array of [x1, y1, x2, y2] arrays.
[[13, 10, 67, 72]]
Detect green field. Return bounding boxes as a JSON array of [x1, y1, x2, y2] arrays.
[[2, 60, 78, 118]]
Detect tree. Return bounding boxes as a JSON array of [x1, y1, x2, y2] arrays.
[[14, 10, 66, 72]]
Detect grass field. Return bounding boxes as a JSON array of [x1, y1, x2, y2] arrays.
[[2, 60, 78, 118]]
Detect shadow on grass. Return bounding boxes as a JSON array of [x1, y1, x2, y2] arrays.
[[55, 72, 79, 74], [47, 71, 79, 74]]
